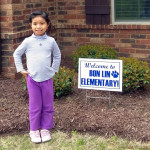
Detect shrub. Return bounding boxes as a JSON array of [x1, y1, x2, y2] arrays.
[[22, 74, 27, 91], [53, 66, 77, 98], [71, 44, 118, 71], [22, 66, 76, 98], [120, 57, 150, 92]]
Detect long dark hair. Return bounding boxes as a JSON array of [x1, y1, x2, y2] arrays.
[[29, 10, 50, 23], [29, 10, 51, 32]]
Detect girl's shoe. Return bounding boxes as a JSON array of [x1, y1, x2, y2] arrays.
[[40, 129, 51, 142], [29, 130, 41, 143]]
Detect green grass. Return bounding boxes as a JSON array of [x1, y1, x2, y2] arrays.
[[0, 131, 150, 150]]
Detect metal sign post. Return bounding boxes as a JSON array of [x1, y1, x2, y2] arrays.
[[85, 89, 111, 108]]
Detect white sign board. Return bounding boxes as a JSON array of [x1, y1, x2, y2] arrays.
[[78, 58, 123, 92]]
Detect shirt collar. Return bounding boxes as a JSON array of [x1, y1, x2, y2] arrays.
[[32, 33, 47, 39]]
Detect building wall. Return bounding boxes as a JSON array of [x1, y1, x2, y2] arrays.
[[56, 0, 150, 66], [0, 0, 56, 78], [1, 0, 150, 78]]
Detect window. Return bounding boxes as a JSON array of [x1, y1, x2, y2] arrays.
[[112, 0, 150, 24]]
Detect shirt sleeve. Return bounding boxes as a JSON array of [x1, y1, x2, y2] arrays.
[[13, 39, 27, 73], [52, 39, 61, 72]]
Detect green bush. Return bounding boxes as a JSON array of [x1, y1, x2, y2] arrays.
[[22, 74, 27, 91], [121, 57, 150, 92], [71, 44, 118, 71], [53, 66, 77, 98], [22, 66, 76, 98]]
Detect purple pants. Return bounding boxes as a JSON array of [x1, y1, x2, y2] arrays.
[[27, 75, 54, 131]]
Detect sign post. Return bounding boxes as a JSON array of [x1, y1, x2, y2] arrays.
[[78, 58, 123, 108]]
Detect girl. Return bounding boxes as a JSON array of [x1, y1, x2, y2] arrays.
[[13, 11, 61, 143]]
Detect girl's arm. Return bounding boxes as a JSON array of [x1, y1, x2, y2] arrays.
[[20, 70, 29, 75], [52, 39, 61, 72], [13, 39, 29, 74]]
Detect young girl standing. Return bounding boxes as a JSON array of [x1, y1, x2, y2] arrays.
[[13, 11, 61, 143]]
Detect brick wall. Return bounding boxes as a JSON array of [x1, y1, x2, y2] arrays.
[[56, 0, 150, 66], [58, 24, 150, 64], [0, 0, 56, 78], [1, 0, 150, 78]]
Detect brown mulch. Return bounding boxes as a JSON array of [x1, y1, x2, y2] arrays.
[[1, 77, 150, 142]]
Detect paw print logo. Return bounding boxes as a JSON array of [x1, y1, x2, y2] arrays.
[[111, 70, 119, 78]]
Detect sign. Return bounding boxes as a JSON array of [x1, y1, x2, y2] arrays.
[[78, 58, 123, 92]]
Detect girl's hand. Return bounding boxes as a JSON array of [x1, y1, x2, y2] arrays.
[[20, 70, 29, 85], [20, 70, 29, 75]]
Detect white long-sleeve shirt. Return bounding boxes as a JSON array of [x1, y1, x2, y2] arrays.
[[13, 33, 61, 82]]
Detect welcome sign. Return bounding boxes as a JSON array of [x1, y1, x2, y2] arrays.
[[78, 58, 123, 92]]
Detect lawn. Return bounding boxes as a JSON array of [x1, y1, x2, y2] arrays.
[[0, 131, 150, 150]]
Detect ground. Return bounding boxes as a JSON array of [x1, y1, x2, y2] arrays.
[[1, 75, 150, 142]]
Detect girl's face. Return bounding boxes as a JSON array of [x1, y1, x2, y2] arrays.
[[30, 16, 49, 36]]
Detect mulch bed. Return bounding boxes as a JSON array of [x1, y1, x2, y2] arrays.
[[1, 78, 150, 142]]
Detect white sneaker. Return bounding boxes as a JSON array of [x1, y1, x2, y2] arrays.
[[40, 129, 51, 142], [29, 130, 41, 143]]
